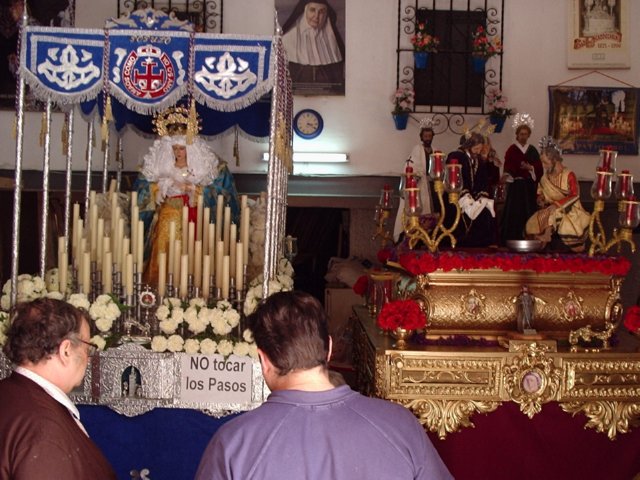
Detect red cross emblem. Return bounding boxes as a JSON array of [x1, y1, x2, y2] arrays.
[[122, 45, 175, 99]]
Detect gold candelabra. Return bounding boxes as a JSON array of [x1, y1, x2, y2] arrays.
[[587, 149, 639, 256], [402, 152, 462, 251]]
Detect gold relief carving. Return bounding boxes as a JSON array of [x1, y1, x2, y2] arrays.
[[558, 290, 585, 322], [568, 322, 616, 352], [503, 342, 562, 418], [460, 288, 486, 320], [399, 398, 501, 439], [562, 359, 640, 398], [411, 269, 616, 334], [386, 355, 501, 397], [374, 353, 387, 398], [561, 401, 640, 440]]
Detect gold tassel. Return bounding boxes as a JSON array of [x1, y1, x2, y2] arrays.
[[39, 111, 47, 147], [61, 114, 69, 155], [233, 126, 239, 166]]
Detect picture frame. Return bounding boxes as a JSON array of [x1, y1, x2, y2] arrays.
[[548, 85, 639, 155], [0, 0, 75, 110], [276, 0, 346, 96], [567, 0, 629, 69]]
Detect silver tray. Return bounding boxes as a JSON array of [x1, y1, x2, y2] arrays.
[[506, 239, 544, 253]]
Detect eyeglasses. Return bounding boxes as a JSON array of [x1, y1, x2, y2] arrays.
[[73, 338, 99, 356]]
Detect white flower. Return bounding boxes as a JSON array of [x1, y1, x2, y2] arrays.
[[216, 299, 233, 311], [217, 339, 233, 356], [159, 318, 179, 335], [91, 335, 107, 351], [189, 297, 207, 308], [200, 338, 217, 354], [242, 328, 254, 343], [45, 291, 64, 300], [68, 293, 90, 311], [278, 258, 294, 277], [170, 307, 185, 323], [164, 297, 182, 309], [223, 309, 240, 328], [0, 330, 6, 347], [156, 305, 170, 321], [95, 318, 113, 333], [233, 341, 250, 357], [211, 313, 232, 336], [184, 338, 200, 354], [151, 335, 168, 352], [167, 334, 185, 352], [248, 343, 259, 359]]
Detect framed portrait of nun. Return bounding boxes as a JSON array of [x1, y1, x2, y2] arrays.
[[277, 0, 345, 96]]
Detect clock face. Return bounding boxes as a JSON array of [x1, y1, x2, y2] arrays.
[[294, 109, 323, 139]]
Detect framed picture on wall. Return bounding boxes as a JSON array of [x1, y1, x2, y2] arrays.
[[548, 86, 639, 155], [0, 0, 75, 109], [276, 0, 345, 96], [567, 0, 629, 69]]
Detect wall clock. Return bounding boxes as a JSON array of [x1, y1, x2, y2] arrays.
[[293, 109, 323, 140]]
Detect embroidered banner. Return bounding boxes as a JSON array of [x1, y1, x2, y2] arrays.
[[108, 29, 191, 114], [193, 35, 274, 112], [20, 26, 104, 104]]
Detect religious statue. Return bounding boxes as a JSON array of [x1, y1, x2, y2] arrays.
[[135, 106, 240, 285]]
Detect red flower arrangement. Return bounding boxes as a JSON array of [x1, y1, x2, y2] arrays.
[[377, 299, 426, 331], [623, 306, 640, 334], [353, 275, 369, 296], [398, 251, 631, 277]]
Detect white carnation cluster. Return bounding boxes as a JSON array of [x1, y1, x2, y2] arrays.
[[148, 298, 255, 357], [1, 274, 48, 311], [243, 258, 295, 316], [249, 195, 267, 269], [89, 294, 122, 333]]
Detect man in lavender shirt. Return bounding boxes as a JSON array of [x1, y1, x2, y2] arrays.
[[195, 291, 452, 480]]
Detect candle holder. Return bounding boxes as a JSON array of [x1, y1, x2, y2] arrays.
[[166, 273, 175, 299], [402, 159, 462, 251], [588, 153, 638, 255], [372, 185, 395, 247]]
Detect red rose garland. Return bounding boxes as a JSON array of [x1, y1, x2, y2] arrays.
[[377, 299, 426, 331]]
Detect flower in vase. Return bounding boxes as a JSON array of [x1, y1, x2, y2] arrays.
[[391, 87, 415, 115], [410, 22, 440, 53], [486, 88, 515, 119], [471, 25, 502, 59], [377, 299, 426, 331]]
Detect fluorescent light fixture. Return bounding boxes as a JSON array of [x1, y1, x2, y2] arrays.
[[261, 152, 348, 163]]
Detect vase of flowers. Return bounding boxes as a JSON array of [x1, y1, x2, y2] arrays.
[[471, 25, 502, 73], [391, 87, 414, 130], [410, 22, 440, 69], [377, 298, 426, 348], [486, 88, 514, 133]]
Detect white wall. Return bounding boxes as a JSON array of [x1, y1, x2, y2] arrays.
[[1, 0, 638, 181]]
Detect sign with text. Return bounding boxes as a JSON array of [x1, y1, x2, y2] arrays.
[[180, 354, 252, 404]]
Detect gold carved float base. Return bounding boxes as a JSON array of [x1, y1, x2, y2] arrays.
[[352, 306, 640, 440]]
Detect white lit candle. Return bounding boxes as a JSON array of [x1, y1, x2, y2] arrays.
[[59, 252, 68, 295], [72, 203, 80, 252], [83, 251, 91, 295], [215, 195, 223, 243], [137, 220, 144, 272], [229, 224, 237, 279], [168, 221, 176, 275], [96, 218, 104, 268], [180, 254, 188, 298], [194, 240, 202, 288], [215, 240, 224, 288], [235, 244, 243, 292], [158, 251, 166, 297], [181, 206, 189, 254], [196, 194, 203, 243], [202, 255, 210, 299], [242, 206, 250, 263], [103, 251, 112, 294], [174, 239, 182, 283], [223, 206, 231, 254], [188, 222, 195, 275], [221, 255, 229, 299], [202, 207, 210, 255]]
